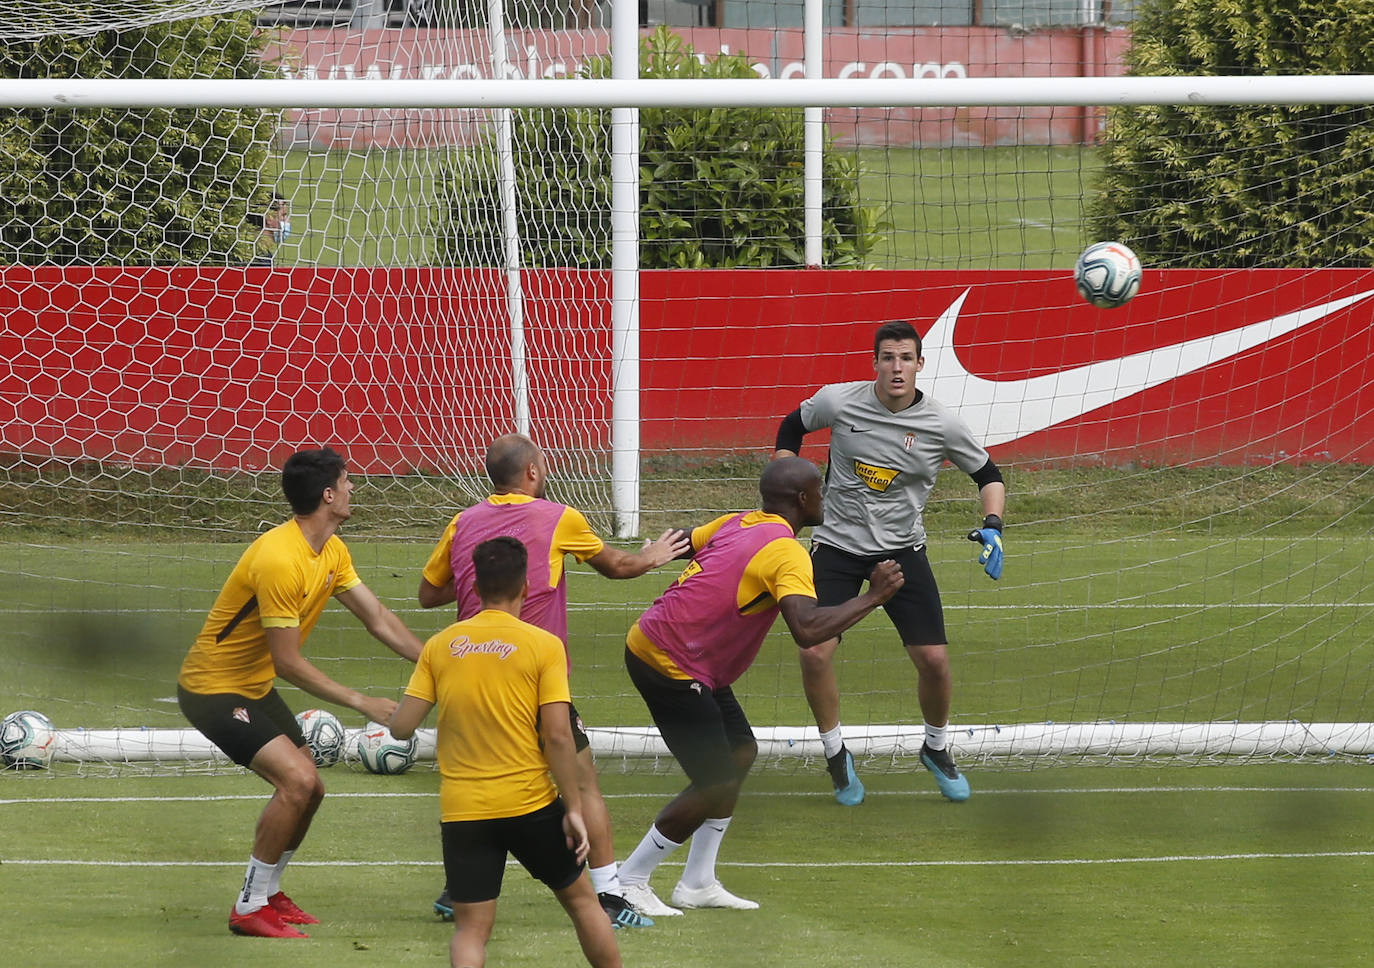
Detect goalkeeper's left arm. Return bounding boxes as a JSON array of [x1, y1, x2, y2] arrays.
[[772, 408, 809, 459], [967, 460, 1006, 581]]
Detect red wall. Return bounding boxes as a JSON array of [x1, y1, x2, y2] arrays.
[[4, 267, 1373, 473]]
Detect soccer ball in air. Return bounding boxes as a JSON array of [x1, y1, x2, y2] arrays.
[[295, 708, 345, 768], [356, 721, 417, 775], [1074, 241, 1142, 309], [1, 709, 57, 770]]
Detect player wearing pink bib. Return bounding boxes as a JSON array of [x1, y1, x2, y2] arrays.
[[443, 494, 574, 645], [417, 433, 689, 927], [616, 457, 904, 918]]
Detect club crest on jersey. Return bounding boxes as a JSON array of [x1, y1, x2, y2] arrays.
[[676, 559, 703, 584], [853, 459, 899, 492], [903, 432, 916, 452]]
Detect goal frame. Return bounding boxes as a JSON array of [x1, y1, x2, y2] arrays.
[[6, 69, 1374, 764]]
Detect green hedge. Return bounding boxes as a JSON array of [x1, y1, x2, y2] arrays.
[[1087, 0, 1374, 268], [0, 10, 275, 266], [432, 27, 886, 269]]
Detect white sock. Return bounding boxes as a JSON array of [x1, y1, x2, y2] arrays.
[[265, 848, 294, 897], [925, 722, 948, 752], [589, 861, 621, 896], [679, 817, 732, 890], [618, 824, 683, 886], [819, 725, 845, 759], [234, 855, 275, 915]]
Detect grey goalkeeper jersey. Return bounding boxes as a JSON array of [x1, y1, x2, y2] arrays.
[[800, 380, 990, 556]]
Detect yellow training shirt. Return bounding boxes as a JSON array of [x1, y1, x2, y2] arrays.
[[178, 519, 361, 698], [405, 609, 572, 821]]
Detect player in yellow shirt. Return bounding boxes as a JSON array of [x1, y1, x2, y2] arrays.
[[177, 447, 424, 939], [390, 536, 622, 968]]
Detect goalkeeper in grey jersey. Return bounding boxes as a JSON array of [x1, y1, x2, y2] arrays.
[[773, 320, 1006, 804]]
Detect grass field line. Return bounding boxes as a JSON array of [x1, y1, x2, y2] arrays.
[[5, 850, 1374, 869], [5, 784, 1374, 808]]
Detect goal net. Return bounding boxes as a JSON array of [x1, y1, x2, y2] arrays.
[[3, 0, 1374, 774]]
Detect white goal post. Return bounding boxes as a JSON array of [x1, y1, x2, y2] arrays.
[[7, 75, 1374, 109], [48, 722, 1374, 765]]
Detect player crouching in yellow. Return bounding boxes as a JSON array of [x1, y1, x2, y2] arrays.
[[390, 536, 621, 968], [177, 446, 425, 938]]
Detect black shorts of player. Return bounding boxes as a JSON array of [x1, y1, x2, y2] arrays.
[[176, 685, 306, 768], [441, 798, 583, 904], [811, 542, 947, 647], [625, 647, 754, 789]]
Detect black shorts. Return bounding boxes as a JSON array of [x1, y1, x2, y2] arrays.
[[177, 685, 306, 768], [624, 647, 754, 788], [811, 543, 947, 647], [441, 799, 583, 903]]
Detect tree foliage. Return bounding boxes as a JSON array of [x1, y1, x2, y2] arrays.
[[432, 27, 886, 269], [0, 10, 276, 265], [1087, 0, 1374, 267]]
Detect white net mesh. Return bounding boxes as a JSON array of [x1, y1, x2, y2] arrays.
[[5, 1, 1374, 774]]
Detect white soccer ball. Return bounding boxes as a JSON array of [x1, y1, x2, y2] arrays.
[[355, 721, 417, 775], [295, 708, 345, 768], [1074, 241, 1143, 309], [1, 709, 57, 770]]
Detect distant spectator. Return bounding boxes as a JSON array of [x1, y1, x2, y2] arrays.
[[249, 194, 291, 267]]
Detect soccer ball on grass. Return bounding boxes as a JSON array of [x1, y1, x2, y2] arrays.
[[1, 709, 57, 770], [1074, 241, 1142, 309], [355, 721, 417, 775], [295, 708, 345, 767]]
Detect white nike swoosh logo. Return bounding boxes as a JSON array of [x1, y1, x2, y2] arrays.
[[922, 287, 1374, 446]]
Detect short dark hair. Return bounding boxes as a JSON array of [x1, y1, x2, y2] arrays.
[[281, 447, 347, 515], [874, 320, 921, 358], [473, 536, 528, 601]]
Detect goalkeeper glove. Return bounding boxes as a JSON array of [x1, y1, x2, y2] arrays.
[[966, 515, 1004, 581]]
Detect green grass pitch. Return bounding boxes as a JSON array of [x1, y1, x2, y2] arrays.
[[3, 765, 1372, 967], [3, 520, 1373, 967], [271, 145, 1098, 270], [4, 528, 1370, 732]]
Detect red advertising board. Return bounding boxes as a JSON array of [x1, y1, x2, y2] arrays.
[[3, 268, 1373, 473]]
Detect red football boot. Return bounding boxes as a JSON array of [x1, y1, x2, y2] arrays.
[[229, 904, 309, 938], [268, 891, 320, 925]]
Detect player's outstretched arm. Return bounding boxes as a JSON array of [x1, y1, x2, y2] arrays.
[[337, 583, 425, 662], [978, 480, 1006, 522], [267, 625, 399, 723], [966, 478, 1008, 581], [388, 694, 433, 741], [778, 560, 905, 648], [772, 407, 808, 460], [585, 528, 692, 579]]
